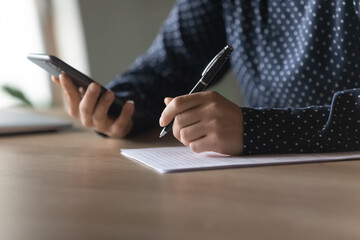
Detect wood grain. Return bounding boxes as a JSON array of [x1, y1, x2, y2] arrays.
[[0, 110, 359, 240]]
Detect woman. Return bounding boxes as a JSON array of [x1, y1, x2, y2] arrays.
[[53, 0, 360, 155]]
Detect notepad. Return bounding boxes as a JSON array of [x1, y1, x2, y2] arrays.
[[121, 147, 360, 173]]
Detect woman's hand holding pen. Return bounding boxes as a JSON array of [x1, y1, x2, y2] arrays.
[[159, 91, 244, 155], [51, 73, 135, 138]]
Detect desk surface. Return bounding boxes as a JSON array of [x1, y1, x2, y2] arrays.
[[0, 110, 360, 240]]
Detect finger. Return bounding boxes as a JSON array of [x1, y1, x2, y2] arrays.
[[160, 93, 204, 126], [174, 106, 202, 129], [174, 121, 207, 146], [109, 100, 135, 138], [188, 135, 215, 153], [51, 75, 60, 86], [189, 132, 240, 155], [78, 83, 101, 127], [59, 73, 82, 118], [92, 91, 115, 132], [159, 97, 173, 126]]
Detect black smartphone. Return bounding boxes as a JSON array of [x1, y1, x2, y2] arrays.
[[28, 54, 140, 119]]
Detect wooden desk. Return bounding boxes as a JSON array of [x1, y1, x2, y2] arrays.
[[0, 111, 360, 240]]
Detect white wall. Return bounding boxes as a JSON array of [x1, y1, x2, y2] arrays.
[[51, 0, 90, 75], [0, 0, 52, 108], [78, 0, 174, 84]]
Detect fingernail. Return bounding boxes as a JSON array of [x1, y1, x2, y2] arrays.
[[59, 72, 65, 79], [79, 87, 85, 96], [125, 100, 134, 110]]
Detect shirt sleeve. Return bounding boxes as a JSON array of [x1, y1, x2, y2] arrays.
[[107, 0, 229, 134], [242, 88, 360, 155], [354, 0, 360, 20]]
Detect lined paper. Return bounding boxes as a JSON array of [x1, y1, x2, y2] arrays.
[[121, 147, 360, 173]]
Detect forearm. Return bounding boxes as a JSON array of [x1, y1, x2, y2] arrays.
[[242, 88, 360, 155]]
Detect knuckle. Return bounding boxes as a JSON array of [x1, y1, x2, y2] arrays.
[[179, 129, 190, 145], [175, 114, 184, 125], [207, 103, 217, 113], [112, 122, 125, 133], [208, 101, 222, 113], [173, 132, 181, 143], [189, 143, 201, 153], [67, 108, 77, 118], [172, 127, 181, 142], [211, 118, 222, 128], [172, 97, 184, 109], [109, 127, 124, 138], [206, 91, 220, 101], [81, 118, 92, 128]]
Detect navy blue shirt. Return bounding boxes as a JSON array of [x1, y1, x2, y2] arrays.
[[108, 0, 360, 155]]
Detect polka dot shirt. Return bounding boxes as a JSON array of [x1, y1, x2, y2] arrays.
[[108, 0, 360, 155]]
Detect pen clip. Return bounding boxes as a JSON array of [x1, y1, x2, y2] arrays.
[[201, 48, 225, 76]]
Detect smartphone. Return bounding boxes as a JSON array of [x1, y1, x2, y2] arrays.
[[28, 54, 140, 119]]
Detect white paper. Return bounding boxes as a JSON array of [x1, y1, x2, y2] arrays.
[[121, 147, 360, 173]]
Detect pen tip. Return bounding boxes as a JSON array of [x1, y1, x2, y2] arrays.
[[159, 129, 166, 138]]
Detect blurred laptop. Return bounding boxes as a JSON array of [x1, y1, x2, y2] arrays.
[[0, 108, 72, 135]]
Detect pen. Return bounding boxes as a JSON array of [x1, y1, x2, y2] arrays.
[[159, 45, 234, 138]]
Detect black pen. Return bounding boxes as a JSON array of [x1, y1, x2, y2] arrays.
[[159, 45, 234, 138]]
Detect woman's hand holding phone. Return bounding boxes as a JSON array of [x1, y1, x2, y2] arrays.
[[52, 73, 135, 138]]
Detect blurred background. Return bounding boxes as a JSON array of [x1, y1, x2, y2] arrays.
[[0, 0, 241, 110]]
